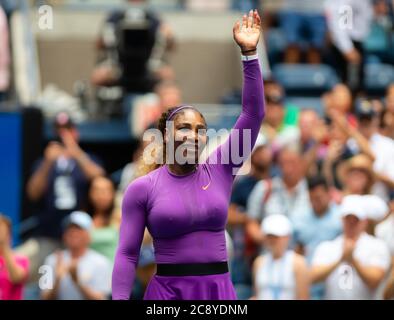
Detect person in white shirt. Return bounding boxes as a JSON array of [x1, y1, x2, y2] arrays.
[[311, 195, 391, 300], [362, 194, 389, 235], [246, 146, 311, 246], [324, 0, 374, 92], [41, 211, 112, 300], [348, 100, 394, 202], [375, 195, 394, 257], [252, 214, 309, 300], [377, 195, 394, 300]]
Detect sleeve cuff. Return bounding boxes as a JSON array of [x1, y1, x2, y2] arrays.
[[241, 54, 259, 61]]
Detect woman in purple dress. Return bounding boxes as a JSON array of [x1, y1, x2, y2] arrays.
[[112, 10, 265, 300]]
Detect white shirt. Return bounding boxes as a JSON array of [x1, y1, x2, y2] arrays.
[[247, 177, 311, 221], [324, 0, 373, 53], [42, 249, 112, 300], [256, 251, 296, 300], [376, 214, 394, 257], [312, 233, 391, 300]]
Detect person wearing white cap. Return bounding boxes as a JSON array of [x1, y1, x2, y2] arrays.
[[41, 211, 112, 300], [252, 214, 309, 300], [311, 195, 391, 299], [362, 194, 389, 235]]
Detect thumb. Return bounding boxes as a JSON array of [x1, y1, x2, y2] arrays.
[[233, 21, 240, 35]]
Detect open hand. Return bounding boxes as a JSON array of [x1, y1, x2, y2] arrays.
[[233, 9, 261, 53]]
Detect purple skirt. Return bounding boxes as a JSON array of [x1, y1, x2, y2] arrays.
[[143, 272, 237, 300]]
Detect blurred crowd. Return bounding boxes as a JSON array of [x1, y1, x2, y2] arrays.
[[1, 0, 394, 300]]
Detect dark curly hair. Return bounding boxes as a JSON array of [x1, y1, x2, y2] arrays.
[[136, 106, 206, 176]]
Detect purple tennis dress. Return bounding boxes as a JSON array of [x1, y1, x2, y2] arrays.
[[112, 57, 265, 300]]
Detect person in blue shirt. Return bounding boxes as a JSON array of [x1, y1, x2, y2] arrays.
[[228, 134, 273, 299], [292, 175, 342, 299]]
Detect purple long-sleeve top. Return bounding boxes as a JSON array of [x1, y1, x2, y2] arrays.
[[112, 58, 265, 300]]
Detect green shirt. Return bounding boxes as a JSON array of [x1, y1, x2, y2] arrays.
[[90, 225, 119, 265]]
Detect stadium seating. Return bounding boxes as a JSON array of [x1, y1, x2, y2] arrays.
[[272, 64, 339, 96]]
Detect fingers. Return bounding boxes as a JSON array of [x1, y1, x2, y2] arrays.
[[233, 20, 240, 35], [242, 14, 247, 30], [247, 10, 253, 28], [254, 9, 261, 29]]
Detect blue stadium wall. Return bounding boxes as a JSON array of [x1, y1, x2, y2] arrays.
[[0, 112, 22, 245]]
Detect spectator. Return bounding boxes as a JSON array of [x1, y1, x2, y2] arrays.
[[130, 81, 183, 137], [0, 214, 29, 300], [246, 146, 311, 245], [293, 176, 342, 300], [324, 84, 356, 119], [87, 176, 119, 265], [362, 194, 389, 235], [252, 214, 309, 300], [381, 84, 394, 139], [299, 109, 322, 154], [386, 84, 394, 113], [23, 112, 105, 287], [311, 195, 391, 299], [228, 134, 273, 298], [91, 0, 175, 93], [146, 81, 183, 130], [260, 80, 300, 152], [41, 211, 112, 300], [383, 265, 394, 300], [293, 176, 342, 262], [338, 154, 375, 196], [278, 0, 327, 63], [349, 99, 394, 201], [117, 138, 148, 196], [376, 194, 394, 256], [298, 109, 329, 176], [324, 0, 373, 93]]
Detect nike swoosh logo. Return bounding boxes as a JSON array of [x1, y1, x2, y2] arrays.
[[202, 181, 211, 190]]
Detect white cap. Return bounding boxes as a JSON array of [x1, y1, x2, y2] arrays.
[[261, 214, 292, 237], [362, 195, 389, 221], [62, 211, 92, 231], [340, 195, 367, 220]]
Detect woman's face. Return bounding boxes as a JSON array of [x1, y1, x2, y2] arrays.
[[345, 169, 370, 194], [89, 177, 115, 212], [165, 109, 207, 165], [264, 235, 290, 257], [331, 84, 352, 113]]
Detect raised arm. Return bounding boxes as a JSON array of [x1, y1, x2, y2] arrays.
[[208, 10, 265, 176], [111, 176, 149, 300]]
